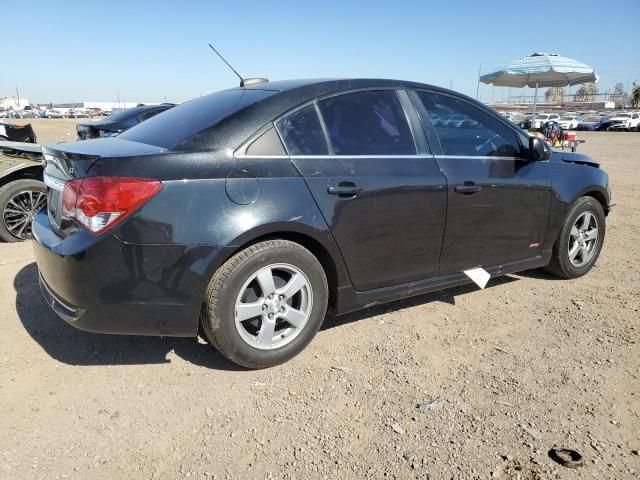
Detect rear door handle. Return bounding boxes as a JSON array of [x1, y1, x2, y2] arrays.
[[454, 183, 481, 195], [327, 184, 363, 196]]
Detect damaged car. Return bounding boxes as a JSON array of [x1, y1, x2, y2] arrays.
[[0, 143, 45, 241], [33, 79, 611, 368], [76, 103, 175, 140], [0, 122, 37, 143]]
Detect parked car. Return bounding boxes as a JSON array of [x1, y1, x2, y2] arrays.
[[0, 143, 45, 242], [44, 109, 65, 119], [34, 79, 611, 368], [520, 113, 560, 129], [15, 109, 37, 119], [0, 122, 37, 143], [576, 115, 611, 131], [68, 109, 90, 118], [607, 112, 640, 131], [557, 114, 583, 130], [76, 103, 175, 140]]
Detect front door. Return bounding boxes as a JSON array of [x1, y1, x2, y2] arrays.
[[276, 90, 448, 291], [411, 90, 552, 274]]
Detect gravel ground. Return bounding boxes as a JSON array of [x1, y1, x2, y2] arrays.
[[1, 120, 639, 479]]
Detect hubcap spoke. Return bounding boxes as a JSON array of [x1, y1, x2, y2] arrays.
[[235, 301, 265, 323], [256, 268, 277, 297], [256, 316, 276, 347], [570, 225, 580, 238], [568, 242, 580, 261], [282, 307, 307, 328], [278, 272, 306, 299], [580, 212, 593, 230], [584, 228, 598, 241]]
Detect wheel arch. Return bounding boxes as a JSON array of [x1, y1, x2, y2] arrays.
[[574, 185, 610, 216], [0, 165, 44, 189], [220, 225, 350, 317]]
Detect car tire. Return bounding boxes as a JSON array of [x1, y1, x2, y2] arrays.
[[0, 179, 47, 242], [200, 239, 328, 369], [544, 196, 605, 279]]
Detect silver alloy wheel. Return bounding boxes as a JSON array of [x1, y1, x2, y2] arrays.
[[234, 263, 313, 350], [3, 190, 47, 240], [567, 211, 599, 267]]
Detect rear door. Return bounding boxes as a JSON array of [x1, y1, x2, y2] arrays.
[[410, 90, 552, 274], [277, 89, 447, 291]]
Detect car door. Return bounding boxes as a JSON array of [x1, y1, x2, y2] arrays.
[[410, 90, 552, 275], [276, 89, 448, 291]]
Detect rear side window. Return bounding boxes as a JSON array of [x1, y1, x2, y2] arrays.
[[416, 91, 522, 157], [119, 89, 277, 149], [276, 105, 328, 155], [318, 90, 415, 155]]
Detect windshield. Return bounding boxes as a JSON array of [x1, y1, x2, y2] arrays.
[[583, 116, 601, 122], [103, 108, 147, 122], [560, 116, 575, 120], [119, 89, 277, 149], [614, 114, 631, 119]]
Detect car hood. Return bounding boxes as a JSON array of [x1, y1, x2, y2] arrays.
[[550, 150, 600, 168], [44, 137, 168, 160]]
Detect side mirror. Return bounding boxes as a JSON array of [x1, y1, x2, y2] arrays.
[[529, 136, 552, 161]]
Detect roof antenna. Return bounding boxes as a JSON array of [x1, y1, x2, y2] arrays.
[[208, 43, 268, 88]]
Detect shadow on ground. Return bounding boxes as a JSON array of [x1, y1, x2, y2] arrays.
[[15, 262, 518, 367], [323, 274, 518, 330]]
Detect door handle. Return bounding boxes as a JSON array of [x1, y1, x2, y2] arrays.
[[454, 183, 481, 195], [327, 183, 363, 196]]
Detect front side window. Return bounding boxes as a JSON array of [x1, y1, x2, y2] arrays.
[[318, 90, 415, 155], [276, 104, 328, 155], [416, 91, 522, 157]]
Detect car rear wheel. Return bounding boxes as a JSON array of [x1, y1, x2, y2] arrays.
[[0, 179, 47, 242], [200, 240, 328, 369], [544, 196, 605, 279]]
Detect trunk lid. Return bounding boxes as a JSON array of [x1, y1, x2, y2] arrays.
[[42, 138, 168, 235]]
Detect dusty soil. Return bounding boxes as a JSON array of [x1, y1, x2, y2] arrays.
[[1, 121, 639, 479]]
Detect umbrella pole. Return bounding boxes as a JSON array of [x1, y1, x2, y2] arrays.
[[531, 81, 539, 130]]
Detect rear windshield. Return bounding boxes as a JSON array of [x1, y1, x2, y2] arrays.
[[119, 89, 277, 149]]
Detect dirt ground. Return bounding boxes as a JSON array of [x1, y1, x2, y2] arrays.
[[1, 119, 639, 479]]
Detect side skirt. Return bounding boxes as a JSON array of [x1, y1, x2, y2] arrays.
[[334, 254, 550, 316]]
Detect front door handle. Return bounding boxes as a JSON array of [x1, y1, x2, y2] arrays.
[[327, 183, 363, 196], [454, 183, 481, 195]]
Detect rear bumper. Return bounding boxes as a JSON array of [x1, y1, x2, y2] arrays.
[[32, 209, 226, 337]]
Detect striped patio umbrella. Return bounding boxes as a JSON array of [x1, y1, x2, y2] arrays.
[[480, 53, 598, 127]]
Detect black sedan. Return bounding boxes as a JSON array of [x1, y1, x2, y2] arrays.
[[76, 103, 175, 140], [34, 79, 611, 368]]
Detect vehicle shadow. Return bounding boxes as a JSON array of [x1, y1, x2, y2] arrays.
[[15, 262, 519, 367], [14, 262, 244, 370], [322, 274, 518, 330]]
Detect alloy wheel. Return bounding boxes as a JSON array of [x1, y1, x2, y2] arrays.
[[234, 263, 313, 350], [567, 211, 599, 267], [2, 190, 46, 240]]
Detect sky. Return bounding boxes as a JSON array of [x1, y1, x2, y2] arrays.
[[2, 0, 639, 105]]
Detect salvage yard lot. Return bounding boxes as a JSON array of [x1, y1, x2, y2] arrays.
[[1, 121, 639, 479]]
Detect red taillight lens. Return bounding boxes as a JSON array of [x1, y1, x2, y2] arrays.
[[62, 177, 162, 234]]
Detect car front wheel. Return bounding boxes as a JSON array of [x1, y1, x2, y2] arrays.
[[544, 196, 606, 279], [201, 240, 328, 369]]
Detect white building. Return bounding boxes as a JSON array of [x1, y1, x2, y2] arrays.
[[1, 97, 31, 110]]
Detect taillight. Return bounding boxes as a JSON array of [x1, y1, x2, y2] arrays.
[[62, 177, 162, 234]]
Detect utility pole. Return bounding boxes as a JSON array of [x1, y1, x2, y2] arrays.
[[15, 86, 20, 107], [476, 63, 482, 100]]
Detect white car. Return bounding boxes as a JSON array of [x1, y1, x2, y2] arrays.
[[557, 115, 583, 130], [45, 109, 65, 119], [525, 113, 560, 129], [607, 112, 640, 131]]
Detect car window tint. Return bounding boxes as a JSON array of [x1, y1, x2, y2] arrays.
[[318, 90, 415, 155], [276, 105, 328, 155], [120, 89, 277, 149], [246, 126, 286, 156], [417, 91, 522, 157]]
